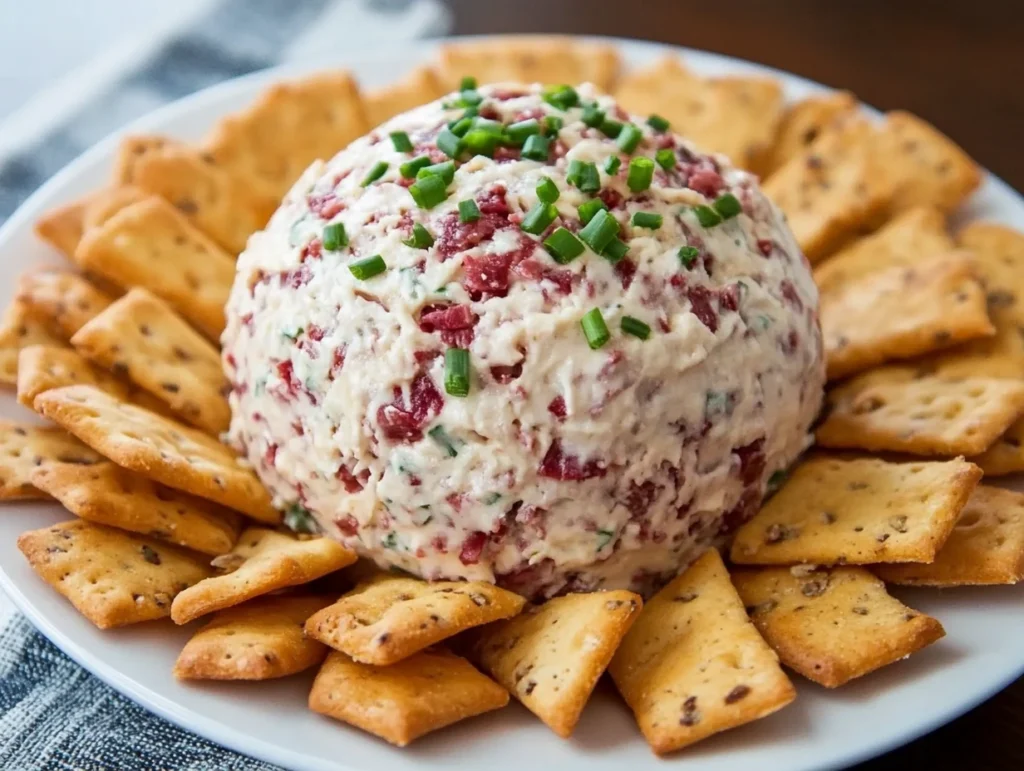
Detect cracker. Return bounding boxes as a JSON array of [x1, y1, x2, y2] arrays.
[[437, 36, 621, 92], [822, 252, 994, 380], [204, 71, 369, 199], [471, 590, 641, 738], [112, 135, 178, 185], [730, 455, 981, 566], [71, 288, 230, 435], [0, 301, 67, 386], [609, 550, 795, 755], [33, 197, 89, 258], [763, 114, 891, 262], [0, 420, 103, 500], [170, 526, 356, 624], [364, 66, 444, 128], [174, 594, 333, 680], [73, 196, 234, 340], [17, 345, 130, 408], [82, 185, 149, 230], [874, 485, 1024, 586], [17, 519, 212, 629], [308, 649, 508, 747], [30, 461, 242, 556], [764, 91, 859, 175], [816, 373, 1024, 456], [32, 385, 278, 522], [15, 269, 114, 339], [305, 574, 525, 666], [971, 418, 1024, 475], [733, 566, 945, 688], [957, 222, 1024, 320]]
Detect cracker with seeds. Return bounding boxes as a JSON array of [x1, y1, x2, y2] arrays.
[[170, 526, 356, 624], [972, 418, 1024, 475], [822, 253, 994, 380], [71, 288, 230, 435], [34, 198, 89, 258], [764, 91, 859, 175], [82, 185, 148, 230], [364, 66, 444, 128], [733, 566, 945, 688], [31, 461, 241, 556], [18, 519, 211, 628], [32, 385, 278, 522], [0, 420, 103, 500], [174, 594, 333, 680], [0, 301, 67, 386], [15, 270, 114, 338], [471, 590, 641, 738], [17, 345, 130, 408], [309, 648, 508, 747], [875, 485, 1024, 586], [112, 135, 178, 185], [305, 574, 525, 666], [609, 550, 794, 755], [958, 222, 1024, 320], [73, 196, 234, 340], [730, 455, 980, 566]]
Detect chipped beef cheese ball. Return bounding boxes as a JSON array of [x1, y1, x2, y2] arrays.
[[223, 82, 824, 600]]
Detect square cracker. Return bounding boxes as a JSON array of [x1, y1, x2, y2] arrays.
[[0, 420, 103, 500], [15, 270, 114, 338], [34, 198, 89, 258], [364, 66, 444, 128], [822, 252, 993, 380], [174, 594, 333, 680], [733, 566, 945, 688], [82, 185, 148, 230], [730, 455, 981, 566], [204, 71, 369, 200], [17, 345, 131, 408], [763, 91, 858, 175], [471, 590, 641, 738], [71, 288, 230, 435], [609, 550, 795, 755], [18, 519, 212, 629], [112, 135, 179, 185], [305, 574, 525, 666], [32, 385, 278, 522], [957, 222, 1024, 322], [971, 417, 1024, 475], [170, 526, 356, 624], [73, 196, 234, 341], [0, 300, 67, 386], [31, 461, 241, 556], [874, 485, 1024, 586], [308, 648, 508, 747]]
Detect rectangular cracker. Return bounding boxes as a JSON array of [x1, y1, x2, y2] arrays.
[[15, 269, 114, 338], [30, 461, 241, 556], [174, 594, 333, 680], [971, 417, 1024, 475], [0, 300, 67, 386], [609, 550, 795, 755], [733, 566, 945, 688], [17, 345, 131, 408], [112, 135, 179, 185], [170, 526, 356, 624], [34, 197, 89, 258], [364, 66, 444, 128], [18, 519, 212, 628], [470, 589, 641, 738], [0, 420, 103, 500], [822, 252, 994, 380], [32, 385, 278, 522], [305, 574, 525, 666], [763, 115, 891, 262], [957, 222, 1024, 321], [730, 455, 981, 566], [203, 71, 369, 200], [82, 185, 149, 230], [71, 288, 230, 435], [73, 196, 235, 340], [763, 91, 859, 175], [874, 485, 1024, 586], [309, 648, 507, 746]]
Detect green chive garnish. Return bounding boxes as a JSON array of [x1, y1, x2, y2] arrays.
[[400, 155, 432, 178], [678, 245, 700, 268], [444, 348, 471, 397], [567, 160, 600, 193], [349, 255, 387, 280], [437, 130, 463, 159], [647, 114, 670, 133], [543, 84, 579, 110], [536, 177, 560, 204], [449, 116, 474, 137], [578, 209, 619, 254], [506, 118, 540, 145], [600, 117, 624, 138], [322, 222, 348, 250], [631, 211, 663, 229], [409, 174, 448, 209], [581, 308, 610, 350], [603, 237, 629, 263], [458, 199, 481, 223], [389, 131, 413, 152], [417, 161, 455, 185], [470, 117, 504, 135], [361, 161, 388, 186], [617, 123, 642, 154], [627, 157, 655, 192], [578, 199, 607, 225], [714, 193, 743, 219], [604, 156, 621, 175], [521, 134, 551, 161], [459, 89, 483, 107], [459, 76, 477, 91], [543, 227, 585, 264], [655, 148, 676, 170], [403, 223, 434, 249], [543, 115, 563, 134], [694, 204, 722, 227], [429, 424, 458, 457], [582, 103, 605, 128], [521, 203, 558, 235], [621, 316, 651, 340], [462, 129, 499, 157]]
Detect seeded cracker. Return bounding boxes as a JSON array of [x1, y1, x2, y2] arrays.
[[609, 550, 794, 755], [364, 66, 444, 128], [730, 455, 981, 566], [471, 590, 641, 738], [112, 135, 178, 185], [0, 421, 102, 500], [17, 345, 131, 408], [875, 485, 1024, 586], [174, 594, 333, 680], [305, 574, 525, 666], [972, 418, 1024, 475], [733, 566, 945, 688], [34, 197, 90, 258], [309, 648, 508, 747], [763, 91, 858, 175], [0, 301, 67, 386], [170, 526, 356, 624], [32, 385, 278, 522], [15, 270, 114, 338]]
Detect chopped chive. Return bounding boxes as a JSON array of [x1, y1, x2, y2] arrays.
[[458, 199, 481, 223], [581, 308, 610, 349], [459, 75, 477, 91], [567, 160, 600, 193], [437, 130, 463, 159], [604, 156, 621, 175], [402, 223, 434, 249], [449, 116, 474, 137], [631, 211, 663, 229], [714, 192, 743, 219], [521, 134, 551, 161], [409, 174, 448, 209], [627, 157, 655, 192], [471, 117, 504, 136], [603, 237, 629, 263], [678, 245, 700, 268], [655, 148, 676, 170], [389, 131, 413, 152], [599, 117, 624, 138], [428, 424, 458, 456], [459, 88, 483, 107], [578, 209, 619, 254], [322, 222, 348, 250], [647, 114, 671, 133], [582, 103, 605, 127], [694, 204, 722, 227], [349, 255, 387, 280], [444, 348, 471, 397], [542, 84, 579, 110], [597, 528, 615, 550], [400, 155, 432, 178], [506, 118, 540, 145], [543, 227, 585, 264], [417, 161, 455, 185], [617, 123, 643, 154], [361, 161, 388, 186], [461, 105, 480, 120], [521, 203, 558, 235], [621, 316, 651, 340], [462, 129, 500, 157], [543, 115, 563, 134], [536, 177, 560, 204], [578, 198, 607, 225]]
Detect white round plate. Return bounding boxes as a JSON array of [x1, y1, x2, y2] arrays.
[[1, 35, 1022, 771]]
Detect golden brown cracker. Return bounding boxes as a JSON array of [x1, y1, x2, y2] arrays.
[[0, 420, 103, 500], [33, 197, 89, 258], [305, 574, 525, 666], [764, 91, 858, 175], [308, 648, 508, 747], [18, 519, 212, 628], [364, 66, 445, 127], [609, 550, 795, 755], [15, 269, 114, 338], [17, 345, 131, 408], [957, 222, 1024, 319], [733, 566, 945, 688], [112, 135, 178, 185], [0, 301, 67, 386], [971, 417, 1024, 475], [81, 185, 148, 230]]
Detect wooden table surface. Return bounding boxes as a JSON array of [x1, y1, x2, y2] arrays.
[[447, 1, 1024, 768]]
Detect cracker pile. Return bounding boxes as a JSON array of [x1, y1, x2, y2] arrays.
[[3, 36, 1023, 756]]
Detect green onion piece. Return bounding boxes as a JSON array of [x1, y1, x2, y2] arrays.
[[437, 130, 463, 159], [400, 155, 432, 178], [458, 199, 481, 223], [600, 117, 624, 138], [621, 316, 651, 340], [536, 177, 560, 204], [578, 198, 607, 225], [402, 223, 434, 249], [647, 114, 670, 133], [322, 222, 348, 251], [506, 118, 540, 145], [360, 161, 388, 186], [471, 117, 504, 135], [655, 148, 676, 170], [714, 192, 743, 219], [349, 255, 387, 280], [389, 131, 413, 152], [596, 528, 615, 550], [578, 209, 619, 254], [417, 161, 455, 185], [602, 237, 629, 263], [459, 88, 483, 107], [567, 160, 600, 193], [543, 227, 585, 264], [444, 348, 471, 397], [678, 245, 700, 268], [520, 203, 558, 235], [543, 115, 563, 134], [582, 103, 605, 127], [627, 157, 655, 192], [428, 424, 458, 457], [580, 308, 610, 350], [604, 156, 621, 175], [462, 129, 500, 157], [449, 116, 474, 137], [409, 174, 449, 209], [631, 211, 663, 229], [461, 105, 480, 120], [617, 123, 642, 154], [694, 204, 722, 227], [521, 134, 551, 161], [459, 75, 477, 91], [542, 84, 579, 110]]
